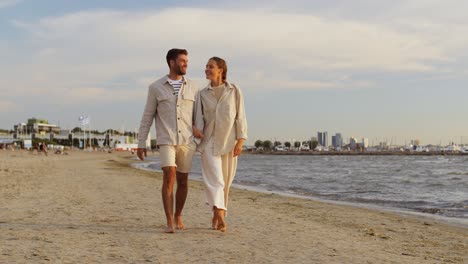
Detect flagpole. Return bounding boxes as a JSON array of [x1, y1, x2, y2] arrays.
[[81, 115, 86, 150], [87, 116, 91, 150]]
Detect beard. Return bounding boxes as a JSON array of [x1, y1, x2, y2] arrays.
[[174, 65, 187, 75]]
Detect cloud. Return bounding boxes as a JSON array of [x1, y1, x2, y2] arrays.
[[1, 5, 465, 115], [1, 3, 467, 142], [2, 7, 451, 98], [0, 0, 21, 8], [0, 100, 19, 112], [66, 87, 146, 103], [244, 72, 373, 91]]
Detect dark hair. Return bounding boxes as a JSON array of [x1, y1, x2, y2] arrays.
[[209, 56, 227, 81], [166, 49, 188, 67]]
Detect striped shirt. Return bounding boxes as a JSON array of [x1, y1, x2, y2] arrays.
[[167, 77, 183, 97]]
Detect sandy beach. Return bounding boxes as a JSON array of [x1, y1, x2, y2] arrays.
[[0, 150, 466, 263]]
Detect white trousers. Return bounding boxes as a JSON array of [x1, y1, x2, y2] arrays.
[[201, 138, 238, 211]]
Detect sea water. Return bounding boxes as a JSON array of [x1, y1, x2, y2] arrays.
[[134, 154, 468, 221]]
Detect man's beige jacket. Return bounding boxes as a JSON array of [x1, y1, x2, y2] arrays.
[[137, 76, 199, 148]]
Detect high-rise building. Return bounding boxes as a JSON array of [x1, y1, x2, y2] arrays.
[[362, 138, 369, 148], [317, 131, 328, 147], [333, 133, 343, 148]]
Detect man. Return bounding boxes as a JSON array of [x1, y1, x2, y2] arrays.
[[137, 48, 202, 233]]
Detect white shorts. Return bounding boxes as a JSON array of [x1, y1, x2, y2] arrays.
[[159, 142, 196, 173]]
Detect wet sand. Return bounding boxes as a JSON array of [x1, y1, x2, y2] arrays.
[[0, 150, 466, 263]]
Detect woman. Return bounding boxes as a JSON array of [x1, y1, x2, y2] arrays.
[[194, 57, 248, 232]]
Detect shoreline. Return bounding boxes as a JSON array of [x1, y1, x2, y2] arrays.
[[1, 150, 466, 263], [233, 184, 468, 228], [132, 159, 468, 229]]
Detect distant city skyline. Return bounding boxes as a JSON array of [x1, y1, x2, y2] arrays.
[[1, 1, 468, 145], [5, 116, 468, 147], [245, 134, 466, 147]]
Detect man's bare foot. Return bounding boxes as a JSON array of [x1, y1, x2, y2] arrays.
[[175, 216, 185, 230], [165, 218, 176, 233], [164, 226, 175, 233]]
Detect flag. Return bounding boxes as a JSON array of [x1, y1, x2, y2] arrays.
[[79, 116, 90, 125]]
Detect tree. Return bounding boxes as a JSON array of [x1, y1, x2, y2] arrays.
[[72, 127, 82, 133], [124, 131, 137, 136], [294, 141, 301, 148], [89, 129, 102, 135], [284, 142, 291, 148], [263, 140, 273, 150], [311, 140, 319, 150], [106, 129, 120, 135], [274, 141, 282, 147], [254, 140, 263, 148]]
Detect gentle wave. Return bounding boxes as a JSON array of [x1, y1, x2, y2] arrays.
[[133, 154, 468, 221]]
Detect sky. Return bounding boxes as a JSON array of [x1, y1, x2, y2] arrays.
[[1, 0, 468, 145]]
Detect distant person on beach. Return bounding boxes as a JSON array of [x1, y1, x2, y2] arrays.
[[193, 57, 248, 232], [136, 48, 200, 233], [39, 142, 48, 156]]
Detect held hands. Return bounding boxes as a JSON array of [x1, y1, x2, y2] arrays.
[[233, 139, 245, 157], [192, 125, 204, 139], [137, 148, 147, 161]]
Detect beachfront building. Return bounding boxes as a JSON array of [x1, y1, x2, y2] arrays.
[[13, 118, 61, 139], [317, 131, 328, 147], [14, 118, 61, 135]]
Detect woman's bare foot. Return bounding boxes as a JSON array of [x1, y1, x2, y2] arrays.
[[217, 209, 226, 232], [175, 216, 185, 230], [212, 215, 219, 230], [217, 220, 226, 232]]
